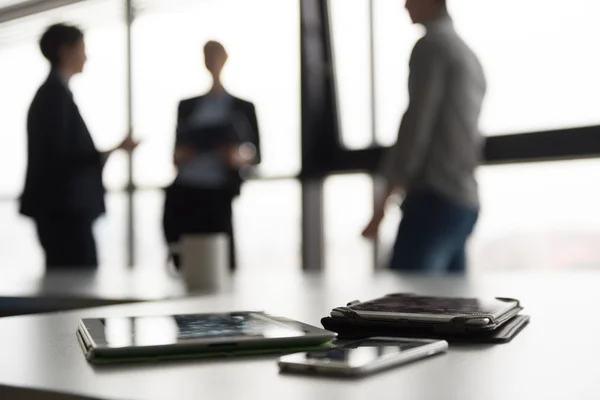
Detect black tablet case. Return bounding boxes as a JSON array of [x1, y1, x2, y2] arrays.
[[322, 294, 529, 344], [321, 314, 529, 343]]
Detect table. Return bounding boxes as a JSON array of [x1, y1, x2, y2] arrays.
[[0, 270, 599, 400], [0, 268, 187, 316]]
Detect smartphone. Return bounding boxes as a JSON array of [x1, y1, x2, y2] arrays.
[[278, 337, 448, 377]]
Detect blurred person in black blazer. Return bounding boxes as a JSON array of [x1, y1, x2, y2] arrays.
[[20, 24, 138, 270], [163, 41, 261, 272]]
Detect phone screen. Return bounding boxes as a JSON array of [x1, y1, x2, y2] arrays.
[[283, 339, 425, 368]]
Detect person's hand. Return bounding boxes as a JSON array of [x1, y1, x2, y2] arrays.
[[117, 133, 140, 153], [174, 146, 196, 167], [362, 210, 385, 240], [220, 143, 256, 168]]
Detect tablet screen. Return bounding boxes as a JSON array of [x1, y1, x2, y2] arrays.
[[94, 313, 306, 348]]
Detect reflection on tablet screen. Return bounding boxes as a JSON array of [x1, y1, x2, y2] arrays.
[[101, 314, 305, 347]]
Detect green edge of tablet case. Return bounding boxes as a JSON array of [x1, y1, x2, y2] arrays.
[[76, 330, 334, 365]]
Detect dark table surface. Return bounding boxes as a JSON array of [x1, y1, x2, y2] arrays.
[[0, 269, 598, 400], [0, 268, 187, 316]]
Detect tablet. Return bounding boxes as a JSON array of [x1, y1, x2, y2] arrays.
[[77, 312, 336, 363], [330, 294, 521, 329]]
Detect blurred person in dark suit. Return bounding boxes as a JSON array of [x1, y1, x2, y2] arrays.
[[20, 24, 138, 270], [163, 41, 261, 272]]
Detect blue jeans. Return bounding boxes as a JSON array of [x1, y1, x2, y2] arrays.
[[390, 190, 478, 274]]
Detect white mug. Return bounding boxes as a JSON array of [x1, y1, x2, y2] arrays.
[[171, 233, 230, 292]]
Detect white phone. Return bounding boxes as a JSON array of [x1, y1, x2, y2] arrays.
[[278, 337, 448, 377]]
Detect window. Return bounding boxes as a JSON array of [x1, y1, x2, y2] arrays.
[[71, 14, 128, 190], [0, 201, 41, 276], [333, 0, 600, 149], [133, 180, 302, 273], [0, 0, 128, 274], [130, 0, 302, 273], [374, 159, 600, 271], [450, 0, 600, 135], [234, 180, 301, 273], [95, 192, 128, 268], [0, 0, 128, 194], [324, 174, 374, 274], [0, 194, 127, 277], [133, 189, 168, 269], [0, 40, 44, 197], [372, 0, 420, 146], [471, 160, 600, 270], [132, 0, 301, 188], [329, 0, 372, 150]]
